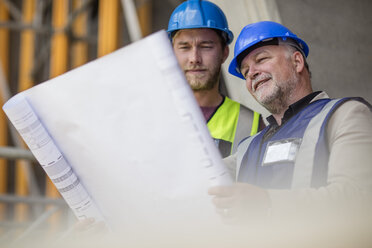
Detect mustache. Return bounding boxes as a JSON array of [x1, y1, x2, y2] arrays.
[[184, 66, 207, 71], [252, 73, 272, 91]]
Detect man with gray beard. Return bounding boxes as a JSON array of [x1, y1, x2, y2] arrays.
[[209, 21, 372, 227]]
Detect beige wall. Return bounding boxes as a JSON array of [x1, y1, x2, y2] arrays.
[[277, 0, 372, 103], [211, 0, 372, 116], [156, 0, 372, 116]]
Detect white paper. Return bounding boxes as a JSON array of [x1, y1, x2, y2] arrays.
[[3, 93, 104, 221], [2, 30, 232, 232]]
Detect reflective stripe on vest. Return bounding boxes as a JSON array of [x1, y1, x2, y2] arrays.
[[236, 98, 368, 188], [207, 96, 255, 157], [291, 99, 340, 188]]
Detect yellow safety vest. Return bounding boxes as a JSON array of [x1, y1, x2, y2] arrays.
[[207, 96, 260, 157]]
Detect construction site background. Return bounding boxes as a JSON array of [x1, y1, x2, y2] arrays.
[[0, 0, 371, 246]]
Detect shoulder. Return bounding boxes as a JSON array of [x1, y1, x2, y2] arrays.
[[310, 93, 372, 121], [330, 97, 372, 122], [310, 91, 330, 102], [327, 97, 372, 144]]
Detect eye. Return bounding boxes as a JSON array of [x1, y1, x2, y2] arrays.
[[241, 67, 249, 79], [177, 45, 190, 51], [257, 56, 268, 63], [200, 41, 215, 49], [201, 45, 213, 49]]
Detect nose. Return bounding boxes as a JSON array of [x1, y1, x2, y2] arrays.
[[244, 64, 260, 92], [189, 47, 202, 65], [247, 64, 259, 80]]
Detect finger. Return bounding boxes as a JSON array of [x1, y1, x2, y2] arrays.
[[208, 185, 234, 197], [212, 196, 234, 209], [215, 208, 242, 226], [216, 207, 235, 217]]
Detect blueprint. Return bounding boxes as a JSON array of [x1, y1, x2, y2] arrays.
[[3, 30, 232, 232]]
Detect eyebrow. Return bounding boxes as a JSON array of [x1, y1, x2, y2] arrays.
[[200, 40, 215, 44], [243, 50, 270, 65], [175, 41, 190, 46], [252, 49, 270, 58], [175, 40, 215, 46], [240, 50, 271, 74]]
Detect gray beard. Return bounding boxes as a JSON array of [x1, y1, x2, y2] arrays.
[[258, 71, 299, 115], [260, 86, 288, 114]]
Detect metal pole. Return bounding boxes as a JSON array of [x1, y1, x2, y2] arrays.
[[121, 0, 142, 42], [0, 194, 66, 206], [0, 146, 36, 162], [0, 60, 40, 196], [0, 0, 22, 21]]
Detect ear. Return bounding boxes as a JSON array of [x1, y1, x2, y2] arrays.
[[292, 51, 305, 73], [222, 45, 229, 63]]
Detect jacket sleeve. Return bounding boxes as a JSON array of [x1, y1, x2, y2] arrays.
[[223, 152, 238, 179], [267, 100, 372, 218]]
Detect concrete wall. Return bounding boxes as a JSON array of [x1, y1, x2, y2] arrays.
[[277, 0, 372, 103], [152, 0, 372, 111]]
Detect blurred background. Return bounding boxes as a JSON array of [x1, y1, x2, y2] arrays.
[[0, 0, 371, 245]]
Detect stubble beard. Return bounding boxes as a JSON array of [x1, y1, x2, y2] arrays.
[[187, 66, 221, 91], [254, 70, 299, 115]]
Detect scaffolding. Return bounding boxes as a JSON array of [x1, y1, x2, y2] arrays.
[[0, 0, 154, 245]]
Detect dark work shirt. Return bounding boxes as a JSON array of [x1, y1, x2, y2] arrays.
[[263, 91, 322, 142]]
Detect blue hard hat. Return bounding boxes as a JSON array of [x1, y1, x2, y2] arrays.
[[228, 21, 309, 79], [167, 0, 233, 44]]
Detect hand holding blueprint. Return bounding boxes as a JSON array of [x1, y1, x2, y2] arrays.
[[3, 30, 232, 233]]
